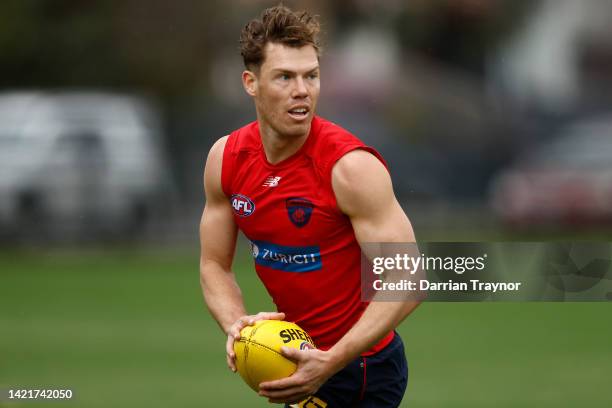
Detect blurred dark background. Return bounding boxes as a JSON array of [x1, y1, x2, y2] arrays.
[[2, 0, 612, 244]]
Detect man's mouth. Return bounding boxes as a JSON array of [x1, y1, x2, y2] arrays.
[[287, 106, 310, 120]]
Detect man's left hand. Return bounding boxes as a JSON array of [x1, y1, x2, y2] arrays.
[[258, 347, 339, 404]]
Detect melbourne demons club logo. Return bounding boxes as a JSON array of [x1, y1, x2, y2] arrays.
[[286, 197, 314, 227], [230, 194, 255, 217]]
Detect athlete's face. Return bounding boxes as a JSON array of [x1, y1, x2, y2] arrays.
[[243, 42, 320, 139]]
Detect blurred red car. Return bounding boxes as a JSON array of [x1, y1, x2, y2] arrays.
[[490, 116, 612, 227]]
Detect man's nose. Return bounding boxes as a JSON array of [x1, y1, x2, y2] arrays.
[[291, 77, 308, 98]]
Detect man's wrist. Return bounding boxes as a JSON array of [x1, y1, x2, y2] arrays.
[[325, 344, 354, 374]]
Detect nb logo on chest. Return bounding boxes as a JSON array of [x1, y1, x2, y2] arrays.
[[262, 176, 282, 187]]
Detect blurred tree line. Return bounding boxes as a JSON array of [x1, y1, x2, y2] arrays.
[[0, 0, 530, 98], [0, 0, 534, 204], [0, 0, 222, 99]]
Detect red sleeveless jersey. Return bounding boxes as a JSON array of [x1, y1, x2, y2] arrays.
[[222, 116, 394, 354]]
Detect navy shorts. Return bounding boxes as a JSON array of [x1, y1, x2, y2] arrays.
[[287, 332, 408, 408]]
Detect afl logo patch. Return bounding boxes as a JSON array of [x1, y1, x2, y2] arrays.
[[231, 194, 255, 217], [286, 197, 314, 227]]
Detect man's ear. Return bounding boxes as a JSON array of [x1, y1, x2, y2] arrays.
[[242, 70, 257, 97]]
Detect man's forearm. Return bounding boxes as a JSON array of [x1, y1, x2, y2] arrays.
[[327, 300, 420, 371], [200, 259, 247, 334]]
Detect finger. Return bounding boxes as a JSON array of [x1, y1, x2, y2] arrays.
[[244, 314, 261, 326], [226, 352, 237, 372], [280, 346, 304, 362], [253, 311, 285, 321], [226, 334, 235, 354], [261, 386, 308, 401], [226, 336, 237, 372], [259, 375, 303, 391], [229, 317, 249, 339], [244, 312, 283, 326], [227, 328, 240, 350], [259, 311, 285, 321], [226, 343, 237, 372], [238, 315, 250, 328], [228, 327, 240, 341]]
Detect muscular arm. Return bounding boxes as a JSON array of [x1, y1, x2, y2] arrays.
[[199, 136, 244, 333], [200, 137, 285, 372], [326, 149, 421, 369], [259, 149, 421, 403]]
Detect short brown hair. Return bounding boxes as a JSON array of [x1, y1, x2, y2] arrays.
[[240, 5, 321, 70]]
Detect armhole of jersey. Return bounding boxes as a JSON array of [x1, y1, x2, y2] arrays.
[[324, 144, 389, 212], [349, 145, 388, 170], [221, 133, 236, 198]]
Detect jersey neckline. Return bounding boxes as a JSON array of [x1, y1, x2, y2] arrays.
[[256, 116, 321, 169]]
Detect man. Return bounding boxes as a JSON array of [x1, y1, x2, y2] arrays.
[[200, 5, 421, 407]]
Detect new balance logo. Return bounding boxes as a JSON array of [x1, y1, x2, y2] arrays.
[[263, 176, 282, 187]]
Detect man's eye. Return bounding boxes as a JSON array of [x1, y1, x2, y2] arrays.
[[309, 73, 319, 79], [280, 74, 290, 80]]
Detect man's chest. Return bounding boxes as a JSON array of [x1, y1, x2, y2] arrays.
[[228, 159, 341, 242]]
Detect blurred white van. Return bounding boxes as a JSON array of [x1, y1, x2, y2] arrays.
[[0, 91, 175, 239]]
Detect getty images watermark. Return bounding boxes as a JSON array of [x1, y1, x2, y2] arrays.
[[360, 242, 612, 302]]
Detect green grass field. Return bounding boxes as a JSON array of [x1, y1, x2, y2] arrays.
[[1, 247, 611, 407]]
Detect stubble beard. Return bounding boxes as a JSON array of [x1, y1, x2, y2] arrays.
[[258, 104, 313, 141]]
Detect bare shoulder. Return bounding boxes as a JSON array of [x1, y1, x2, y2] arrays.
[[331, 149, 393, 216], [207, 135, 229, 166], [332, 149, 388, 186], [204, 135, 230, 200]]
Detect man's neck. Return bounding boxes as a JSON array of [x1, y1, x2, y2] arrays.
[[259, 121, 311, 165]]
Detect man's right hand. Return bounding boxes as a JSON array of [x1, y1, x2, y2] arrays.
[[226, 311, 286, 372]]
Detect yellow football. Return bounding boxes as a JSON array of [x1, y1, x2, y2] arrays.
[[234, 320, 316, 392]]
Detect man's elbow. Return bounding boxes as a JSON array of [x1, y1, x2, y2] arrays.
[[400, 299, 424, 320]]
